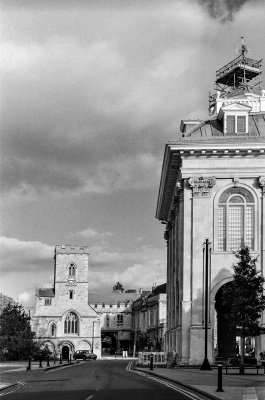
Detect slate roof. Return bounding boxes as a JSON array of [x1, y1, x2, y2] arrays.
[[152, 283, 166, 295], [87, 291, 141, 304], [183, 112, 265, 139], [36, 288, 55, 297]]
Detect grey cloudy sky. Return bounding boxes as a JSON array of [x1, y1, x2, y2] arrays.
[[1, 0, 264, 309]]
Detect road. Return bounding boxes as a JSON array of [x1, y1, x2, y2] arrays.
[[0, 360, 210, 400]]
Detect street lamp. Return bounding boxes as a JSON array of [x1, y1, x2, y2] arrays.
[[201, 238, 212, 370]]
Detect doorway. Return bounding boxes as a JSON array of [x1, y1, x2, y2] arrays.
[[62, 345, 69, 360], [215, 283, 237, 359]]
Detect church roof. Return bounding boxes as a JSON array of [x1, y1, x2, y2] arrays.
[[36, 288, 55, 297], [183, 112, 265, 139]]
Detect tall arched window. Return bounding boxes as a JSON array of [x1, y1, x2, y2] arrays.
[[218, 187, 255, 251], [51, 322, 56, 337], [68, 262, 76, 276], [64, 312, 78, 334]]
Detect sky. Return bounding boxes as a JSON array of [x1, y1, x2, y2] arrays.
[[1, 0, 265, 311]]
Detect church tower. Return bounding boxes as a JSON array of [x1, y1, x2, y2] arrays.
[[54, 245, 89, 304]]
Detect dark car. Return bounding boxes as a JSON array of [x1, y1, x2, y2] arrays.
[[73, 350, 97, 361]]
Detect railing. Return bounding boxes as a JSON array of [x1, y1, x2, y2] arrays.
[[216, 55, 261, 80], [137, 352, 166, 366]]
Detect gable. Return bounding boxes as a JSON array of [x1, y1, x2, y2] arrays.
[[220, 102, 252, 112]]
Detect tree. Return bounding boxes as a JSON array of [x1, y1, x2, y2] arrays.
[[113, 282, 124, 292], [222, 246, 265, 370], [0, 302, 36, 360]]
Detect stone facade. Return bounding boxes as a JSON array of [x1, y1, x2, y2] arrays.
[[156, 54, 265, 365], [88, 291, 143, 355], [32, 245, 101, 359], [132, 284, 167, 353]]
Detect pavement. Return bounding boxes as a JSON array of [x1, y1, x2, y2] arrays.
[[0, 360, 265, 400], [136, 365, 265, 400]]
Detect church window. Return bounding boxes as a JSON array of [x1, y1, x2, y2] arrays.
[[69, 290, 74, 299], [64, 312, 78, 334], [117, 314, 124, 324], [68, 263, 76, 276], [218, 188, 255, 251], [51, 322, 56, 337], [45, 299, 52, 306]]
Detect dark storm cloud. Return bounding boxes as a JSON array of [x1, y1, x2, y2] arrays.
[[198, 0, 260, 21]]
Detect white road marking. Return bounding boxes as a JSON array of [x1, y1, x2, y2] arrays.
[[84, 396, 94, 400], [127, 362, 204, 400]]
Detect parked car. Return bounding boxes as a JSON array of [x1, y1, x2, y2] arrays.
[[73, 350, 97, 361]]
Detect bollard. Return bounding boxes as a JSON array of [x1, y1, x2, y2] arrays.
[[60, 354, 62, 364], [47, 354, 50, 367], [150, 354, 154, 371], [54, 355, 56, 365], [69, 354, 72, 364], [239, 365, 245, 375], [216, 364, 224, 392], [27, 356, 32, 371], [39, 357, 43, 368]]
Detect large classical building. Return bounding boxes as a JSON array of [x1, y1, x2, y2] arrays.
[[156, 46, 265, 365]]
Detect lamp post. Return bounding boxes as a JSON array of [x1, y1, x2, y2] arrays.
[[201, 238, 212, 370]]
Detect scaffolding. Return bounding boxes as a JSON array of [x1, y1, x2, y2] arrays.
[[209, 40, 263, 114]]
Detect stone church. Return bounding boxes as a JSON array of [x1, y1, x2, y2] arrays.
[[32, 245, 143, 359], [156, 46, 265, 365], [32, 245, 101, 360]]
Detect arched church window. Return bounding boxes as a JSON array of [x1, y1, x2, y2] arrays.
[[218, 187, 255, 251], [51, 322, 56, 337], [64, 312, 78, 334], [68, 262, 76, 276]]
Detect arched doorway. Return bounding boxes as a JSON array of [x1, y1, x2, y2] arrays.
[[62, 345, 70, 360], [215, 283, 237, 360]]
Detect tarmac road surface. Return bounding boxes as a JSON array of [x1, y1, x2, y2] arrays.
[[0, 360, 210, 400]]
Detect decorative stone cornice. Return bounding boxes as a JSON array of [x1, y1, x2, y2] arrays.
[[188, 176, 216, 198], [258, 176, 265, 194]]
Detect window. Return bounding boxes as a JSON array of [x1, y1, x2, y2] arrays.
[[64, 312, 78, 334], [117, 314, 124, 324], [237, 116, 246, 133], [225, 115, 247, 134], [69, 290, 74, 300], [218, 188, 255, 251], [45, 299, 52, 306], [226, 116, 235, 134], [51, 323, 56, 337], [117, 301, 120, 308], [68, 263, 76, 276]]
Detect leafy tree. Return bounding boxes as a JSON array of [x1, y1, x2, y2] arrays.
[[113, 282, 124, 292], [0, 302, 37, 360], [222, 246, 265, 368]]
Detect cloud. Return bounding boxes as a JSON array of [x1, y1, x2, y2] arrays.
[[87, 245, 166, 291], [197, 0, 260, 21], [0, 236, 53, 275], [75, 228, 113, 240]]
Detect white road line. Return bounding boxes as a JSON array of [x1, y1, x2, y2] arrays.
[[84, 396, 94, 400], [127, 362, 203, 400]]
